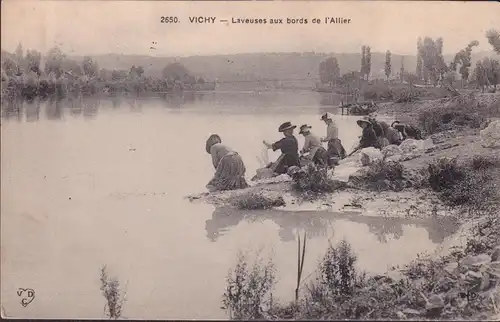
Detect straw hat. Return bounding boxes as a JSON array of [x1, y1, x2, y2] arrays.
[[321, 112, 333, 121], [278, 122, 297, 132], [299, 124, 312, 134], [356, 119, 372, 128]]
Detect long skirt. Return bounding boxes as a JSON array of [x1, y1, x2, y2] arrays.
[[327, 138, 346, 160], [268, 153, 300, 175], [312, 146, 329, 167], [207, 153, 249, 192]]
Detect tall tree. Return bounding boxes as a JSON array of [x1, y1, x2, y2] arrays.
[[319, 57, 340, 85], [130, 65, 144, 78], [162, 62, 192, 82], [486, 29, 500, 55], [384, 51, 392, 81], [419, 37, 447, 86], [435, 37, 448, 83], [365, 46, 372, 80], [360, 46, 366, 78], [15, 43, 24, 60], [44, 47, 66, 78], [25, 50, 41, 75], [480, 57, 499, 90], [400, 56, 405, 83], [416, 38, 423, 81], [452, 40, 479, 87], [82, 56, 99, 78]]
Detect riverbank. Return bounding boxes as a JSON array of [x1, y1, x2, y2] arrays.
[[189, 92, 500, 320]]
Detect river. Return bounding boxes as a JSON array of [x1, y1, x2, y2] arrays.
[[1, 91, 457, 319]]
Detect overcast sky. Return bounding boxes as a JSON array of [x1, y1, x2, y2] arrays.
[[1, 1, 499, 57]]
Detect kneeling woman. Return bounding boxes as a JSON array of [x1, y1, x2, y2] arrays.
[[298, 124, 329, 167], [263, 122, 301, 174], [205, 134, 249, 192]]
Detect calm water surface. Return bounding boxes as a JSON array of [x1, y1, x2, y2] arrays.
[[1, 91, 456, 319]]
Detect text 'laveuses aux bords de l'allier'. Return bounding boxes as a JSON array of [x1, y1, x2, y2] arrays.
[[187, 16, 352, 24]]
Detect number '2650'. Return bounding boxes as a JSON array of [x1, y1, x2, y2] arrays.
[[161, 16, 179, 23]]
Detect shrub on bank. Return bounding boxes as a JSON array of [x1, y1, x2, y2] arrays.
[[291, 164, 346, 194], [418, 94, 488, 135], [350, 160, 407, 192], [230, 192, 285, 210], [222, 251, 276, 320], [427, 156, 500, 211]]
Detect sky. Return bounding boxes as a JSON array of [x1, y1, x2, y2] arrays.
[[1, 0, 499, 57]]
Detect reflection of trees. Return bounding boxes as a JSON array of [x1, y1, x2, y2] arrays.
[[319, 93, 342, 106], [82, 96, 99, 119], [270, 214, 329, 242], [127, 98, 143, 112], [160, 92, 203, 109], [347, 215, 459, 244], [111, 95, 122, 109], [1, 98, 23, 121], [365, 218, 405, 243], [45, 96, 63, 120], [204, 207, 330, 243], [68, 95, 83, 117], [25, 98, 40, 122]]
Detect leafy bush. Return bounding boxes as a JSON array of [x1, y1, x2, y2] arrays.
[[100, 265, 126, 320], [222, 251, 276, 320], [427, 157, 465, 192], [470, 155, 500, 170], [230, 192, 285, 210], [427, 156, 499, 210], [310, 240, 366, 301], [418, 94, 487, 135], [351, 160, 407, 191], [291, 164, 346, 194]]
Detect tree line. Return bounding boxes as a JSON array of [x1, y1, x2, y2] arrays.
[[1, 45, 213, 100], [318, 29, 500, 92]]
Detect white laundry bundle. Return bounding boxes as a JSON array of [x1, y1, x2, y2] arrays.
[[480, 120, 500, 148], [256, 143, 270, 168]]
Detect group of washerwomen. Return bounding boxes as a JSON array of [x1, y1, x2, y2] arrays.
[[204, 113, 422, 193]]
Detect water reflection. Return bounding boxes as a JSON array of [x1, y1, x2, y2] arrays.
[[319, 93, 342, 107], [82, 96, 99, 119], [205, 207, 459, 244], [1, 98, 23, 121], [25, 99, 41, 122], [46, 96, 64, 120]]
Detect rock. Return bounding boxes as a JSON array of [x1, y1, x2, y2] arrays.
[[402, 308, 421, 315], [480, 271, 491, 291], [255, 167, 275, 180], [491, 246, 500, 262], [381, 145, 402, 158], [465, 270, 484, 290], [480, 119, 500, 148], [399, 138, 434, 154], [485, 261, 500, 278], [461, 254, 492, 267], [443, 262, 459, 275], [396, 311, 407, 319], [426, 294, 445, 310], [359, 147, 383, 166]]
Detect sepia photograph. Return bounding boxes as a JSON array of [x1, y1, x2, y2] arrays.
[[1, 0, 500, 320]]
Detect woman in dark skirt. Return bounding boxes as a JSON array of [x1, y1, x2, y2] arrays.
[[320, 113, 346, 165], [355, 119, 381, 150], [263, 122, 301, 174], [205, 134, 249, 192]]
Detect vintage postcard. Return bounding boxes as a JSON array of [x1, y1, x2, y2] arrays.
[[1, 0, 500, 320]]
